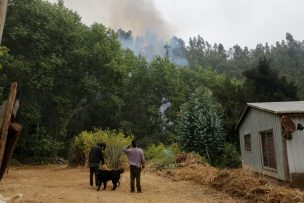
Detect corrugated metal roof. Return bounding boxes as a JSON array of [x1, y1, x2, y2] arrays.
[[248, 101, 304, 114], [236, 101, 304, 129]]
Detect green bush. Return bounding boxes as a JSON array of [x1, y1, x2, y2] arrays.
[[69, 129, 133, 167], [145, 143, 181, 169], [215, 143, 241, 168]]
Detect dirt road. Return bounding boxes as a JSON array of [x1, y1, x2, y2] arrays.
[[0, 165, 243, 203]]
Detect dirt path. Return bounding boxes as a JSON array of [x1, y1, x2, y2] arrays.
[[0, 165, 243, 203]]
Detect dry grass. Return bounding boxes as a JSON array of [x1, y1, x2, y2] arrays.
[[153, 154, 304, 203]]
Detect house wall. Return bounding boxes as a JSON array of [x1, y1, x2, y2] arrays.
[[286, 116, 304, 186], [286, 116, 304, 173], [239, 108, 286, 180]]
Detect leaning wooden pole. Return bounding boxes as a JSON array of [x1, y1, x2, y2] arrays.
[[0, 82, 17, 172], [0, 122, 22, 179], [0, 0, 8, 44]]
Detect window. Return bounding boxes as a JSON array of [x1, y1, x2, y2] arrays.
[[244, 134, 251, 151], [260, 130, 277, 169]]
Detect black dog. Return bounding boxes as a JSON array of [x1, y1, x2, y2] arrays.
[[96, 168, 124, 191]]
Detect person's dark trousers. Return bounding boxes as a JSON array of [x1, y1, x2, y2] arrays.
[[89, 165, 99, 187], [130, 165, 142, 192]]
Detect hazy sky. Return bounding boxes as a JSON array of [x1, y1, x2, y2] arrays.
[[48, 0, 304, 49]]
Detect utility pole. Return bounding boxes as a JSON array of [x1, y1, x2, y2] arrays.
[[0, 0, 8, 44]]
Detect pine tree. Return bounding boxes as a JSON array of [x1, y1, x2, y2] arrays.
[[177, 89, 225, 164]]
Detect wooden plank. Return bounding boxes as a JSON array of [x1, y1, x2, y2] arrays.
[[281, 124, 290, 182], [0, 82, 17, 170], [12, 100, 19, 121], [0, 122, 22, 180], [0, 0, 8, 44], [1, 100, 20, 123], [0, 100, 7, 130]]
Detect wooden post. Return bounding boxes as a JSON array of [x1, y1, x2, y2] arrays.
[[0, 82, 17, 170], [0, 0, 8, 44], [281, 125, 291, 182], [0, 122, 22, 180]]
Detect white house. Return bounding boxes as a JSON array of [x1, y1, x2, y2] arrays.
[[236, 101, 304, 186]]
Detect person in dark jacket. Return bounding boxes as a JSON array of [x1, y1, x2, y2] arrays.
[[89, 142, 106, 189]]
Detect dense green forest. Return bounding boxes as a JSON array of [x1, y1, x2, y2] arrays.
[[0, 0, 301, 164]]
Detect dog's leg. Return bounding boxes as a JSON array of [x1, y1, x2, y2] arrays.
[[112, 180, 117, 190], [97, 182, 102, 191], [117, 180, 120, 187], [102, 181, 107, 190]]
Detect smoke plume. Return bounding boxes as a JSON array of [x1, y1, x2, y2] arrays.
[[53, 0, 188, 65], [62, 0, 173, 39]]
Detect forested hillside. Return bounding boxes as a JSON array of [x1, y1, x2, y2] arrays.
[[0, 0, 301, 164]]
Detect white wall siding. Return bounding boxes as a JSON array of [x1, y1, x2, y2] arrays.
[[286, 116, 304, 173], [239, 108, 285, 180]]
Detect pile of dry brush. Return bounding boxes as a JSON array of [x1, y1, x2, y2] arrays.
[[152, 153, 304, 203]]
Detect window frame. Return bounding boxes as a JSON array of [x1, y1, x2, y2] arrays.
[[260, 129, 277, 171], [244, 134, 251, 151]]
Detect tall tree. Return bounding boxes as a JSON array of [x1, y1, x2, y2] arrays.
[[177, 88, 225, 164], [0, 0, 127, 160], [243, 57, 298, 102], [212, 76, 245, 144]]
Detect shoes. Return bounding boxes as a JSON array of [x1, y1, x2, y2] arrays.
[[130, 189, 142, 193]]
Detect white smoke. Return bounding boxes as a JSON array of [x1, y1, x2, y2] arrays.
[[48, 0, 187, 65], [57, 0, 173, 40]]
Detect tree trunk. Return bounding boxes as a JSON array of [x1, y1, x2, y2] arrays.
[[0, 0, 8, 44]]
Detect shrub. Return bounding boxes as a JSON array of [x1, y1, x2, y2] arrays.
[[11, 123, 65, 164], [69, 129, 133, 167], [145, 143, 181, 169], [215, 143, 241, 168]]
